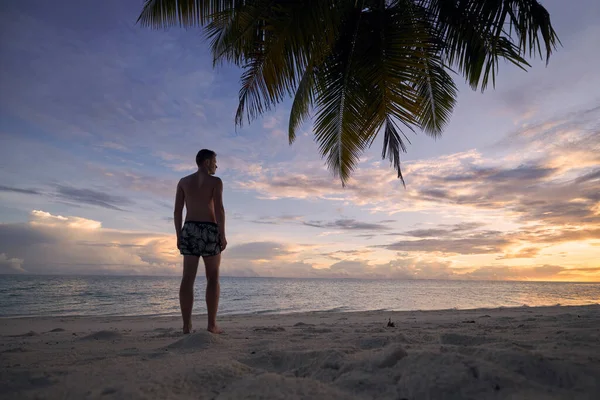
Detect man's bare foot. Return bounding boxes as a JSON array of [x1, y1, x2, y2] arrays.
[[207, 325, 223, 334], [183, 322, 192, 334]]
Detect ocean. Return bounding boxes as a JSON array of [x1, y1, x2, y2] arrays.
[[1, 275, 598, 318]]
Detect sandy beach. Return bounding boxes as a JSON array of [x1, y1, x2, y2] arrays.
[[1, 304, 599, 399]]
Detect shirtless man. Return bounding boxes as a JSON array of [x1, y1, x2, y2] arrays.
[[174, 149, 227, 334]]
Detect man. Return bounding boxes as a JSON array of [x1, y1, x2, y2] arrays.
[[174, 149, 227, 334]]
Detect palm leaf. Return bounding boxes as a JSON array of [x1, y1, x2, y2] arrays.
[[382, 116, 410, 186], [349, 1, 449, 178], [137, 0, 237, 28], [415, 55, 457, 136], [312, 5, 372, 185], [206, 3, 268, 66], [138, 0, 560, 185], [288, 65, 315, 145], [422, 0, 559, 91], [207, 1, 339, 126]]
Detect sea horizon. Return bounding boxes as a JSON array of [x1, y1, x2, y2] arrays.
[[2, 274, 598, 319], [3, 273, 600, 284]]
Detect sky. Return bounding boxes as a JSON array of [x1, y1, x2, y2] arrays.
[[0, 0, 599, 281]]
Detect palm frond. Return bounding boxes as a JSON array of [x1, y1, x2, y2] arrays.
[[206, 3, 268, 66], [138, 0, 560, 185], [137, 0, 237, 28], [350, 1, 446, 177], [313, 5, 372, 185], [382, 116, 409, 186], [206, 1, 339, 126], [288, 65, 315, 145], [423, 0, 559, 91], [415, 55, 457, 136], [506, 0, 560, 62]]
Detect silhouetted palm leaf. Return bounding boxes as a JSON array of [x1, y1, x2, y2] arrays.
[[138, 0, 559, 185]]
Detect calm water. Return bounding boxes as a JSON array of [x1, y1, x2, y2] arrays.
[[0, 275, 598, 318]]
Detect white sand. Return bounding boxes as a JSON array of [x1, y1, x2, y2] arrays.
[[1, 305, 599, 399]]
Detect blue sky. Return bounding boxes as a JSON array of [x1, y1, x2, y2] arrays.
[[1, 0, 599, 280]]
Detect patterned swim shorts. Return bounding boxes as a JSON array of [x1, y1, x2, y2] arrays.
[[179, 221, 222, 257]]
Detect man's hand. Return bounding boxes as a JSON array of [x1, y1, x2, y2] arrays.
[[177, 236, 181, 251], [220, 234, 227, 252]]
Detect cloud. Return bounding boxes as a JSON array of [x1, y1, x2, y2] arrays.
[[377, 234, 511, 255], [464, 265, 566, 281], [430, 164, 558, 185], [380, 224, 600, 257], [225, 242, 294, 260], [55, 185, 133, 211], [0, 210, 178, 276], [246, 215, 393, 233], [355, 234, 376, 240], [236, 170, 345, 200], [519, 227, 600, 246], [96, 141, 129, 152], [496, 247, 541, 260], [0, 185, 42, 195], [29, 209, 102, 229], [93, 167, 177, 199], [0, 210, 596, 281], [303, 219, 392, 231], [320, 249, 374, 260], [231, 106, 600, 269], [329, 260, 369, 274], [312, 257, 458, 280], [398, 222, 485, 238], [234, 105, 600, 224], [249, 215, 304, 225], [407, 158, 600, 227], [0, 253, 26, 274]]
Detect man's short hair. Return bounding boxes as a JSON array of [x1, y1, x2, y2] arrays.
[[196, 149, 216, 167]]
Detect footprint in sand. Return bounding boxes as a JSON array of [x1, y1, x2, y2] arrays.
[[2, 347, 30, 353], [153, 329, 181, 338], [118, 347, 140, 357], [440, 333, 496, 346], [378, 345, 408, 368], [253, 327, 286, 333], [358, 336, 390, 350], [293, 322, 315, 327], [8, 331, 39, 338], [216, 372, 349, 399], [166, 331, 223, 350], [306, 327, 333, 334]]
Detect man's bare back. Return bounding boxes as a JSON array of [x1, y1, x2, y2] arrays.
[[177, 172, 220, 223]]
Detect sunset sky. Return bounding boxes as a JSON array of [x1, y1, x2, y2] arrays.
[[1, 0, 599, 281]]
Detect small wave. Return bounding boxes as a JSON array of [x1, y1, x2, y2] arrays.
[[316, 306, 351, 313], [250, 308, 287, 315]]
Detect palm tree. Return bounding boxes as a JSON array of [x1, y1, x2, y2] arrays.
[[138, 0, 558, 186]]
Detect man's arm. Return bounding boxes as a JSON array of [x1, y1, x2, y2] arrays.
[[174, 180, 185, 248], [214, 177, 227, 251]]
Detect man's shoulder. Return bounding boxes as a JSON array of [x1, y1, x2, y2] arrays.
[[179, 172, 197, 184], [209, 175, 223, 185]]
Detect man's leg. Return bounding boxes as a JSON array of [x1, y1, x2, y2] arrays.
[[203, 253, 222, 334], [180, 255, 200, 334]]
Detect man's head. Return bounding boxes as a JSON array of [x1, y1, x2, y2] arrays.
[[196, 149, 217, 175]]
